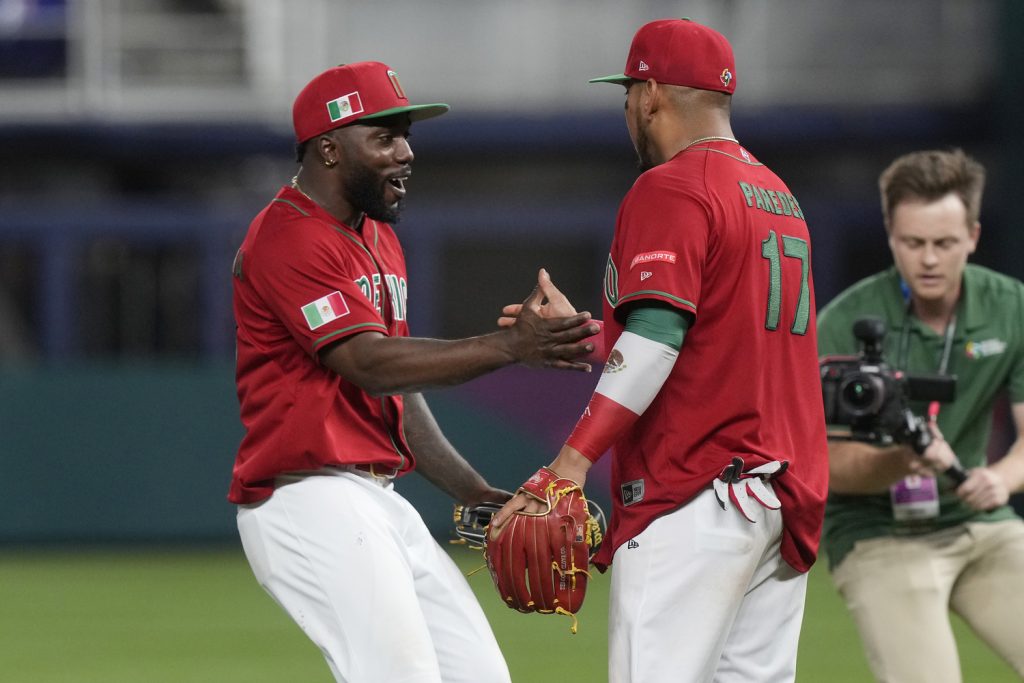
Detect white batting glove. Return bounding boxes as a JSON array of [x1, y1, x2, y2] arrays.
[[712, 457, 788, 522]]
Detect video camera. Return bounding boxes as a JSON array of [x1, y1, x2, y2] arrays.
[[820, 317, 957, 458]]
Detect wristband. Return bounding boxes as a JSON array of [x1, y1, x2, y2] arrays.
[[566, 393, 637, 461]]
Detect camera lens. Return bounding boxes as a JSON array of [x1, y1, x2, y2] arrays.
[[838, 373, 885, 417]]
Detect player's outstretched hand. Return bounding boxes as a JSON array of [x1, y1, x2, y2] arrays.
[[498, 268, 578, 327], [505, 270, 598, 372]]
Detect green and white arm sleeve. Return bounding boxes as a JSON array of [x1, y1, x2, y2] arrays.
[[566, 306, 689, 460]]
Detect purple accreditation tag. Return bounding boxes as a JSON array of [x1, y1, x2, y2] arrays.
[[889, 475, 939, 521]]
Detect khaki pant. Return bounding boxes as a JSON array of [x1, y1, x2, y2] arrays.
[[832, 519, 1024, 683]]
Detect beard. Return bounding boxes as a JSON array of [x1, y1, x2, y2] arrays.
[[634, 121, 656, 172], [345, 163, 404, 224]]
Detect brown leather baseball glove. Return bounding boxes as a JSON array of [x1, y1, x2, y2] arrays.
[[483, 467, 604, 633]]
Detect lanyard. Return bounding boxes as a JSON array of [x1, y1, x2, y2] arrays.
[[896, 302, 957, 422]]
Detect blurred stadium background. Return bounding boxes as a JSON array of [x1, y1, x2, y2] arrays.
[[0, 0, 1022, 681]]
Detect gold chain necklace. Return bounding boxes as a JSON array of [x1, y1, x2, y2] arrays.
[[290, 174, 360, 229], [290, 174, 314, 202], [682, 135, 738, 152], [291, 174, 333, 213]]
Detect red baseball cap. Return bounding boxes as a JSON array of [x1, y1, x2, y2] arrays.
[[590, 18, 736, 94], [292, 61, 450, 143]]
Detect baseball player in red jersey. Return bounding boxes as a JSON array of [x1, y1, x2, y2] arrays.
[[230, 62, 598, 683], [493, 20, 829, 682]]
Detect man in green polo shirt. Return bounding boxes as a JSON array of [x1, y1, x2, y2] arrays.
[[817, 148, 1024, 682]]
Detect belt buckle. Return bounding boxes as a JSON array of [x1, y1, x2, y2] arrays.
[[369, 463, 398, 479], [356, 463, 398, 480]]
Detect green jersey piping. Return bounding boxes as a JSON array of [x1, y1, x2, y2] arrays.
[[618, 289, 697, 310]]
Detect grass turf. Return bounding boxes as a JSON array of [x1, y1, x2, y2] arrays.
[[0, 545, 1016, 682]]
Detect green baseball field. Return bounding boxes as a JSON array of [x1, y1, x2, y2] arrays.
[[0, 544, 1016, 682]]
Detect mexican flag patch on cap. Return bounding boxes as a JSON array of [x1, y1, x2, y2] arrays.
[[326, 91, 364, 122], [302, 291, 350, 330]]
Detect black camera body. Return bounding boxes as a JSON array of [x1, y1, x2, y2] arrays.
[[820, 317, 956, 454]]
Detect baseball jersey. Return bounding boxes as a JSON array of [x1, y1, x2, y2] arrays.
[[594, 139, 829, 572], [229, 186, 413, 504], [817, 265, 1024, 569]]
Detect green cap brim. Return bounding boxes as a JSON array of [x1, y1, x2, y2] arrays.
[[359, 103, 450, 122], [588, 73, 631, 84]]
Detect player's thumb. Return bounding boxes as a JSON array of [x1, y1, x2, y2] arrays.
[[539, 268, 573, 309], [521, 281, 543, 310], [538, 268, 558, 298], [488, 511, 507, 539], [490, 499, 520, 535]]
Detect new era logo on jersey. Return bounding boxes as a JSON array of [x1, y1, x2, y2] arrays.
[[621, 479, 644, 506], [326, 92, 364, 123], [301, 291, 350, 330], [638, 60, 650, 71], [627, 539, 639, 550], [640, 271, 653, 282]]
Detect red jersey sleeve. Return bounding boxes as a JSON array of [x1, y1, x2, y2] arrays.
[[246, 208, 389, 357], [612, 171, 710, 319]]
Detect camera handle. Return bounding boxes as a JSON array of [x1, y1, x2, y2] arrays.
[[903, 410, 968, 487]]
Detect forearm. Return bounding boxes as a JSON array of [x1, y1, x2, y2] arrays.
[[326, 333, 517, 395], [322, 307, 597, 395], [402, 392, 492, 503], [828, 439, 916, 494], [497, 311, 680, 529]]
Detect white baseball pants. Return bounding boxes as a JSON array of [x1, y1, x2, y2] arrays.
[[237, 468, 511, 683], [609, 486, 808, 683]]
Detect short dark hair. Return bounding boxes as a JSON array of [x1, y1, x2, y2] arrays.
[[879, 148, 985, 231], [294, 141, 307, 163]]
